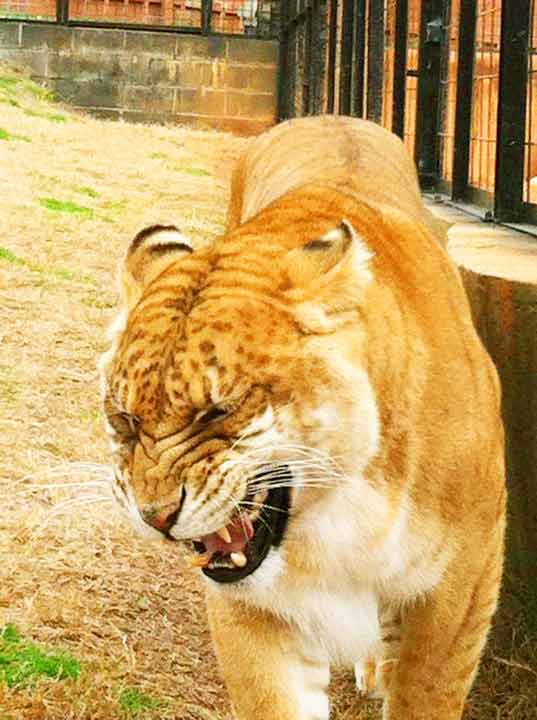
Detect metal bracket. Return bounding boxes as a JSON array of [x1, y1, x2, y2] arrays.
[[426, 16, 442, 45]]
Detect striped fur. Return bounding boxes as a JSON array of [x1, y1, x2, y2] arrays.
[[100, 116, 506, 720]]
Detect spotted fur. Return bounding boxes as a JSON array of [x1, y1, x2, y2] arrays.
[[100, 116, 506, 720]]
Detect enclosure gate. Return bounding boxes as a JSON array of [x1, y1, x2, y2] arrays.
[[279, 0, 537, 230]]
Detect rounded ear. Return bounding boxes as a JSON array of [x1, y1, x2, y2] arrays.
[[122, 224, 194, 308], [283, 219, 374, 334], [285, 219, 356, 287]]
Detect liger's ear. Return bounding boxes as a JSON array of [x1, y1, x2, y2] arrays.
[[121, 224, 194, 308], [285, 220, 358, 285], [283, 219, 373, 334]]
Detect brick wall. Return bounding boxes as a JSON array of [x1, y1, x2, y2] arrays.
[[0, 22, 279, 134]]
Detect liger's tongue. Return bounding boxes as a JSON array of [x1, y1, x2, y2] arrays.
[[201, 513, 254, 557]]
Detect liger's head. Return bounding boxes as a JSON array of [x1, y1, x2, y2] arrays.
[[100, 192, 380, 584]]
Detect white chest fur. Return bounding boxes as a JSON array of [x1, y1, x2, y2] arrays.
[[221, 547, 381, 666], [216, 478, 451, 668]]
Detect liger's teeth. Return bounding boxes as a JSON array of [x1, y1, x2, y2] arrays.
[[216, 526, 232, 543], [187, 552, 211, 568], [230, 551, 247, 568]]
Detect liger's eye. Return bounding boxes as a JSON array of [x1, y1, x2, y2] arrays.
[[108, 412, 141, 438], [197, 407, 229, 424]]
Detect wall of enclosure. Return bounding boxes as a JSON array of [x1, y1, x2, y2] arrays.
[[0, 22, 278, 132], [0, 1, 279, 132], [279, 0, 537, 228]]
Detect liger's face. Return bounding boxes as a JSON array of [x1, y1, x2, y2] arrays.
[[100, 220, 378, 583]]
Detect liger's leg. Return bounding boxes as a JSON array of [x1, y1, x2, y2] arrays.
[[207, 590, 330, 720], [383, 530, 504, 720]]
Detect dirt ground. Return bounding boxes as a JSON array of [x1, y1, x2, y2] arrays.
[[0, 67, 535, 719]]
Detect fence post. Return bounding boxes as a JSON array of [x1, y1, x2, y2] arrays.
[[414, 0, 443, 186], [494, 0, 531, 222], [352, 0, 366, 117], [391, 0, 408, 138], [339, 0, 354, 115], [366, 0, 384, 123], [326, 0, 338, 113], [201, 0, 213, 35], [56, 0, 69, 24], [451, 0, 477, 202], [311, 0, 329, 114]]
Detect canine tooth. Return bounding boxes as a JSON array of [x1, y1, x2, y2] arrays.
[[187, 553, 211, 568], [216, 526, 232, 544], [230, 551, 247, 568]]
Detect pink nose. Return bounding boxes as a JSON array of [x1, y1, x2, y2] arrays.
[[142, 503, 181, 534]]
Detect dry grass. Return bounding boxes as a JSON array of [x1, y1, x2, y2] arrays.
[[0, 65, 535, 719]]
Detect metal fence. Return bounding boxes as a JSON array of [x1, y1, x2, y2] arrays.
[[0, 0, 278, 37], [279, 0, 537, 229]]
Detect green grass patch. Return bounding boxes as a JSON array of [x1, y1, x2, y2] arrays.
[[81, 294, 115, 309], [181, 167, 210, 177], [0, 76, 19, 92], [0, 73, 52, 102], [24, 108, 66, 123], [39, 197, 94, 218], [52, 268, 75, 281], [0, 624, 81, 688], [74, 185, 99, 198], [0, 245, 25, 266], [0, 126, 31, 143], [119, 687, 162, 715], [0, 244, 95, 284], [0, 95, 20, 107], [150, 152, 168, 160], [99, 198, 128, 223], [101, 199, 127, 212]]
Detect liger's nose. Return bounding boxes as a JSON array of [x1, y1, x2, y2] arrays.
[[142, 502, 182, 535]]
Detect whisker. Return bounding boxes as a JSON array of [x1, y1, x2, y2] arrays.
[[28, 497, 114, 539], [18, 481, 111, 495], [238, 500, 289, 516], [48, 495, 114, 513], [235, 501, 275, 534]]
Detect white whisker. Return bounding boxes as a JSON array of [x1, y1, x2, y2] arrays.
[[19, 481, 111, 494], [29, 497, 114, 539]]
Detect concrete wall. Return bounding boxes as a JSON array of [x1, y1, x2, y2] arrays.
[[0, 22, 278, 134]]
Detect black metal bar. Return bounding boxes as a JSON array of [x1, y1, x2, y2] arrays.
[[326, 0, 338, 113], [352, 0, 366, 117], [60, 20, 207, 34], [270, 0, 281, 38], [201, 0, 213, 35], [284, 8, 309, 28], [391, 0, 408, 138], [311, 0, 328, 114], [277, 0, 290, 119], [415, 0, 443, 186], [451, 0, 477, 201], [435, 0, 451, 185], [303, 1, 313, 114], [339, 0, 354, 114], [287, 1, 299, 117], [56, 0, 69, 24], [366, 0, 384, 122], [494, 0, 531, 222]]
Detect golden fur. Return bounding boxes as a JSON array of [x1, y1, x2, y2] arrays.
[[100, 116, 506, 720]]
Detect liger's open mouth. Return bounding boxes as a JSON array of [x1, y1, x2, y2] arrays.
[[189, 466, 291, 584]]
